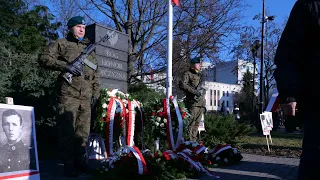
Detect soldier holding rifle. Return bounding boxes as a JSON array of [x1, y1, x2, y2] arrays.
[[179, 57, 206, 141], [39, 16, 100, 177]]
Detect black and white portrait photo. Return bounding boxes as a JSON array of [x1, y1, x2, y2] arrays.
[[0, 104, 39, 179]]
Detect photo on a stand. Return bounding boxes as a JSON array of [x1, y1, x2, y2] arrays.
[[264, 111, 273, 130], [260, 114, 270, 136], [0, 104, 40, 180]]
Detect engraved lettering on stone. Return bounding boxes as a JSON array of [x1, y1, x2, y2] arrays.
[[101, 60, 123, 70], [105, 49, 119, 59], [100, 70, 126, 80]]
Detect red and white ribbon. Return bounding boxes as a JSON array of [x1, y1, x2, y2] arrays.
[[193, 145, 207, 155], [196, 161, 220, 178], [177, 151, 201, 171], [126, 100, 135, 146], [171, 96, 184, 150], [178, 152, 220, 179], [210, 145, 232, 156], [105, 98, 117, 156], [128, 146, 148, 175], [163, 96, 184, 151], [133, 100, 144, 149]]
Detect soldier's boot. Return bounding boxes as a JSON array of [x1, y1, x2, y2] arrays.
[[64, 161, 78, 177]]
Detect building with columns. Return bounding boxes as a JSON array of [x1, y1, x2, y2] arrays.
[[202, 59, 256, 112], [141, 59, 256, 113]]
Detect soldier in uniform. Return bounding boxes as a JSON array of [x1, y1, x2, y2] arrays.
[[38, 16, 100, 177], [0, 109, 36, 173], [179, 57, 205, 141]]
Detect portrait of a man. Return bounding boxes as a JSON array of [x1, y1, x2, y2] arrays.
[[0, 108, 37, 173]]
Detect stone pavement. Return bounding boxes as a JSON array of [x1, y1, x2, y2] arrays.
[[198, 154, 300, 180], [39, 153, 300, 180]]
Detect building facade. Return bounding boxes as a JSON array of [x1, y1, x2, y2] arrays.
[[201, 59, 256, 113], [141, 59, 256, 113]]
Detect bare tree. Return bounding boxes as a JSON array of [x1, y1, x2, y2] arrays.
[[47, 0, 246, 86], [231, 14, 286, 104]]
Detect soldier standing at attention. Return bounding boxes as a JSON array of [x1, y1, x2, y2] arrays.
[[38, 16, 100, 177], [179, 57, 205, 141]]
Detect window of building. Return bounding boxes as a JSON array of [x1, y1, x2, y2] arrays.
[[210, 99, 212, 106], [227, 91, 229, 97], [223, 91, 225, 96], [227, 101, 229, 107]]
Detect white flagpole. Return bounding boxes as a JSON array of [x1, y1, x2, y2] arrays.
[[166, 0, 173, 98]]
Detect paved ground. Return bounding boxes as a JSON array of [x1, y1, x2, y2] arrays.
[[39, 153, 300, 180], [199, 154, 300, 180]]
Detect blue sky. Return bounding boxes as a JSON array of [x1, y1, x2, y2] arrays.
[[242, 0, 296, 27]]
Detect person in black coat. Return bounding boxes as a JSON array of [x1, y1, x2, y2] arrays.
[[274, 0, 320, 179]]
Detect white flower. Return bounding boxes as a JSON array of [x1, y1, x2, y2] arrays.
[[102, 103, 108, 108], [156, 117, 161, 122], [224, 158, 228, 163], [107, 89, 118, 97], [102, 113, 106, 117], [122, 99, 128, 104], [160, 123, 165, 127], [125, 93, 129, 98], [215, 156, 220, 161], [155, 122, 160, 126], [163, 119, 167, 123]]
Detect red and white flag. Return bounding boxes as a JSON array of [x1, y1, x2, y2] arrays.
[[172, 0, 179, 6]]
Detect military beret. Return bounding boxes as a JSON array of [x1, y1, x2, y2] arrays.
[[67, 16, 85, 27], [190, 57, 201, 64]]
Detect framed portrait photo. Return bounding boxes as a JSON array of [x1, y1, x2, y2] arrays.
[[0, 104, 40, 180]]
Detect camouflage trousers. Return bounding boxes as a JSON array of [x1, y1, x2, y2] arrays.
[[57, 95, 91, 164], [188, 105, 204, 141]]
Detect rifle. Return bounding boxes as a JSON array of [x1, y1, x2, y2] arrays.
[[194, 73, 206, 102], [62, 34, 111, 84]]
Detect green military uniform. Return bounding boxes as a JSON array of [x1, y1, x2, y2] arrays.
[[38, 16, 100, 175], [179, 58, 205, 141], [0, 140, 37, 172]]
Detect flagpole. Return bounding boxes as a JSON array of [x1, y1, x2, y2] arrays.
[[166, 0, 173, 98]]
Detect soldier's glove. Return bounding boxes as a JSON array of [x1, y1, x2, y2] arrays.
[[65, 64, 82, 76], [195, 90, 202, 97]]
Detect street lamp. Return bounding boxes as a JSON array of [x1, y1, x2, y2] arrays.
[[250, 40, 261, 118], [260, 0, 275, 115]]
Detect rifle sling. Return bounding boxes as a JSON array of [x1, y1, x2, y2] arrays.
[[83, 58, 97, 70]]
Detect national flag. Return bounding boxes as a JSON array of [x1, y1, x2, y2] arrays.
[[172, 0, 179, 6]]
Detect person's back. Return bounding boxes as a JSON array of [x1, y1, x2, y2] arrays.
[[274, 0, 320, 101], [274, 0, 320, 179]]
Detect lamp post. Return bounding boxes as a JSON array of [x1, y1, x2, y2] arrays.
[[250, 40, 261, 118], [260, 0, 275, 115]]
